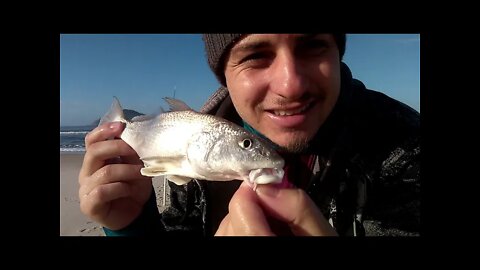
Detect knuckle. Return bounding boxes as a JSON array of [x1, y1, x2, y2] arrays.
[[107, 139, 130, 157], [90, 186, 108, 203], [78, 184, 87, 197], [294, 189, 310, 209], [84, 130, 94, 145], [84, 127, 104, 146], [112, 140, 126, 153], [99, 165, 116, 181], [78, 166, 92, 185], [79, 197, 92, 215], [85, 142, 101, 158]]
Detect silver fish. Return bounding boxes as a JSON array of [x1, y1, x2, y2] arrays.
[[99, 97, 284, 186]]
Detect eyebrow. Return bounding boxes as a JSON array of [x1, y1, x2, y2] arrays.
[[230, 34, 324, 55], [230, 40, 271, 56], [296, 34, 321, 42]]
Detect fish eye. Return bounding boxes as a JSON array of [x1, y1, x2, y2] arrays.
[[239, 138, 252, 149]]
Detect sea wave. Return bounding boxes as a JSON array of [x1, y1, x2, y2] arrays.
[[60, 147, 85, 152], [60, 131, 89, 135]]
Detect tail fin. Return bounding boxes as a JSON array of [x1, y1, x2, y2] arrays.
[[98, 96, 126, 126]]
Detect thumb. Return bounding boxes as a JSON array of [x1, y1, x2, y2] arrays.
[[226, 181, 274, 236], [255, 185, 337, 236]]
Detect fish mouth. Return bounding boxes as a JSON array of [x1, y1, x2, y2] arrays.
[[248, 167, 284, 185]]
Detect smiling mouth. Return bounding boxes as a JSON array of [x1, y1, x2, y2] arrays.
[[266, 101, 314, 116]]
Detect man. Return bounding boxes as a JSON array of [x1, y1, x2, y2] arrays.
[[79, 34, 420, 236]]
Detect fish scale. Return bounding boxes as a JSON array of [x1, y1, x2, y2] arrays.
[[99, 97, 285, 186]]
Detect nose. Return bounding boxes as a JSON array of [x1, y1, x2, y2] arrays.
[[269, 51, 308, 100]]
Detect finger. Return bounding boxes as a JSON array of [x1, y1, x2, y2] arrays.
[[228, 182, 274, 236], [80, 181, 131, 219], [79, 139, 138, 180], [80, 163, 148, 196], [121, 152, 144, 165], [216, 214, 240, 236], [226, 218, 235, 236], [255, 185, 337, 236], [215, 214, 230, 236], [80, 121, 128, 178], [84, 122, 124, 149]]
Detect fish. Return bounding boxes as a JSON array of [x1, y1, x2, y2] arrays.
[[99, 97, 285, 187]]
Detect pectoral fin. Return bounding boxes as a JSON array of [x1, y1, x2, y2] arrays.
[[141, 167, 167, 177], [166, 175, 193, 185], [141, 155, 186, 163], [140, 155, 187, 177]]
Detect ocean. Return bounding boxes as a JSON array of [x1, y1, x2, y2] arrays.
[[60, 125, 95, 152]]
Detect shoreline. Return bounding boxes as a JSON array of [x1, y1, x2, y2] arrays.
[[60, 152, 169, 236]]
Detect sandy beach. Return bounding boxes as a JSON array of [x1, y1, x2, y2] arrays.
[[60, 152, 169, 236]]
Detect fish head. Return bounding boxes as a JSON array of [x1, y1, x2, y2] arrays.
[[187, 124, 285, 184]]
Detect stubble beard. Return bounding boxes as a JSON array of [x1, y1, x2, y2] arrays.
[[277, 133, 310, 154], [266, 94, 320, 154]]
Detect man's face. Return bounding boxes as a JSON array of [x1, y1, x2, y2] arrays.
[[224, 34, 341, 153]]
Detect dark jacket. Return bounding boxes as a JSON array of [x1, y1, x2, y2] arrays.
[[104, 62, 420, 236]]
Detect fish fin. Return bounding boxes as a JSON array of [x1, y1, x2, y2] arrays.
[[141, 155, 186, 164], [131, 105, 168, 122], [166, 175, 193, 185], [140, 155, 187, 177], [140, 167, 167, 177], [99, 96, 126, 126], [163, 97, 194, 112]]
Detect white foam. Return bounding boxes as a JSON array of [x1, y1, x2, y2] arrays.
[[60, 131, 89, 135], [60, 147, 85, 152]]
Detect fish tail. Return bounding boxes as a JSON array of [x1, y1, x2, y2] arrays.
[[99, 96, 127, 126]]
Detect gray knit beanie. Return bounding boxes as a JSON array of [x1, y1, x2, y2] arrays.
[[202, 34, 346, 86]]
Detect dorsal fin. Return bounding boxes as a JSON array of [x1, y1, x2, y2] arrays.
[[131, 106, 166, 122], [163, 97, 194, 112], [99, 96, 126, 126]]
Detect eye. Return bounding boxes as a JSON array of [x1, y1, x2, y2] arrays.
[[242, 52, 266, 62], [297, 38, 330, 56], [303, 39, 328, 49], [239, 51, 273, 68], [239, 138, 253, 149]]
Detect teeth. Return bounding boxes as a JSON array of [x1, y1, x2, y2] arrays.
[[249, 168, 284, 184], [273, 104, 310, 116]]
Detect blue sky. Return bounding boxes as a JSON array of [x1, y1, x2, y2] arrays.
[[60, 34, 420, 126]]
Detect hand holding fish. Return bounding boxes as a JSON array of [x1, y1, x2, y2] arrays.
[[79, 97, 285, 231], [78, 122, 152, 230], [215, 182, 338, 236], [97, 97, 285, 187]]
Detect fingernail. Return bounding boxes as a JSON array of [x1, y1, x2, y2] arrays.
[[109, 122, 121, 130], [255, 184, 280, 198]]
